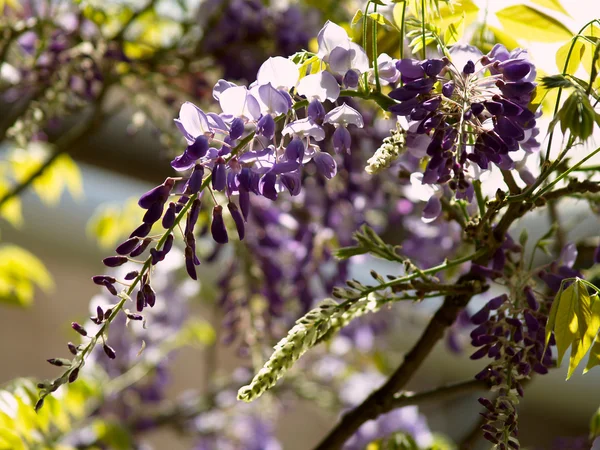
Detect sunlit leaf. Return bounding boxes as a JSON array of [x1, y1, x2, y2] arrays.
[[443, 12, 465, 45], [584, 336, 600, 373], [567, 292, 599, 379], [556, 38, 587, 74], [552, 279, 583, 365], [87, 198, 144, 248], [590, 406, 600, 440], [368, 13, 400, 31], [495, 5, 572, 42], [531, 0, 569, 16], [432, 0, 479, 29], [0, 245, 53, 307]]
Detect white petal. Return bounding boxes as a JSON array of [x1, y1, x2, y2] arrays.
[[348, 42, 369, 73], [219, 86, 261, 121], [296, 71, 340, 102], [282, 118, 325, 141], [328, 43, 369, 75], [317, 20, 350, 59], [257, 56, 299, 90], [324, 103, 364, 128], [177, 102, 210, 144], [251, 83, 289, 115], [212, 79, 236, 101]]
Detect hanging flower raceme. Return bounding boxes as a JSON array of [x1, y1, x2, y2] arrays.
[[387, 44, 538, 202]]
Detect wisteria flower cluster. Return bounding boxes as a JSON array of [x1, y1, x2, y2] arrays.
[[11, 2, 600, 450]]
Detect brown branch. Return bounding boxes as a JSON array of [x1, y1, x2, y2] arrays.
[[313, 271, 486, 450]]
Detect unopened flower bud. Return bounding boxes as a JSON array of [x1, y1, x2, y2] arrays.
[[103, 344, 116, 359], [71, 322, 87, 336], [116, 237, 140, 255], [103, 256, 128, 267]]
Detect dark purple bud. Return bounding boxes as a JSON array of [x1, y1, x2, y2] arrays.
[[442, 81, 454, 98], [126, 312, 143, 320], [162, 233, 174, 255], [472, 334, 495, 346], [239, 188, 250, 221], [136, 290, 145, 312], [130, 238, 152, 257], [281, 172, 301, 196], [487, 294, 507, 310], [92, 275, 116, 285], [517, 362, 531, 376], [68, 342, 78, 355], [478, 397, 495, 412], [103, 344, 116, 359], [484, 101, 504, 115], [162, 202, 176, 229], [103, 256, 128, 267], [470, 346, 490, 360], [462, 60, 475, 74], [488, 342, 501, 358], [532, 362, 548, 374], [498, 59, 532, 81], [142, 284, 156, 307], [47, 358, 69, 367], [332, 126, 351, 153], [496, 80, 536, 98], [187, 165, 205, 195], [524, 286, 539, 311], [524, 311, 539, 332], [388, 97, 420, 116], [212, 159, 227, 192], [471, 264, 499, 279], [513, 327, 524, 344], [68, 368, 79, 383], [308, 99, 326, 122], [389, 87, 418, 101], [150, 248, 165, 265], [470, 323, 489, 339], [185, 246, 197, 280], [71, 322, 87, 336], [211, 205, 229, 244], [186, 136, 209, 160], [422, 96, 442, 112], [130, 222, 152, 239], [116, 237, 140, 255], [96, 306, 104, 322], [422, 58, 446, 76], [259, 171, 278, 200], [471, 103, 484, 115], [143, 201, 164, 225], [594, 244, 600, 264], [257, 114, 275, 140], [227, 203, 245, 240], [138, 179, 174, 209], [471, 305, 490, 325], [285, 138, 305, 162], [188, 198, 202, 230], [492, 248, 506, 272], [343, 69, 360, 88], [229, 118, 245, 141], [395, 58, 425, 79]]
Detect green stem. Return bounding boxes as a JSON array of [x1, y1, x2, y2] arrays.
[[371, 3, 381, 93], [398, 1, 406, 60], [362, 1, 371, 91], [421, 0, 426, 59], [473, 180, 486, 218]]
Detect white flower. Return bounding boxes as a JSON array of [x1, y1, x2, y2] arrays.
[[324, 103, 364, 128], [296, 71, 340, 102], [256, 56, 299, 91], [328, 43, 369, 75], [250, 83, 290, 116], [174, 102, 211, 145], [282, 118, 325, 141], [316, 20, 351, 60], [218, 86, 261, 121]]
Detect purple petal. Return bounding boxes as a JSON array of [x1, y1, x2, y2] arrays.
[[313, 152, 337, 179]]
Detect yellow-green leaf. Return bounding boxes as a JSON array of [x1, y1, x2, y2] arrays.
[[352, 10, 364, 26], [531, 0, 569, 16], [368, 13, 400, 31], [495, 5, 572, 43], [556, 38, 587, 74], [567, 291, 599, 379], [444, 12, 465, 46], [0, 245, 53, 307], [432, 0, 479, 29], [584, 336, 600, 374], [553, 280, 583, 365]]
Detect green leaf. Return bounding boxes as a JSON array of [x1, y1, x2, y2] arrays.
[[531, 0, 569, 16], [495, 5, 572, 42], [553, 279, 584, 365], [0, 245, 53, 307], [351, 9, 364, 26], [567, 291, 599, 379], [584, 336, 600, 373], [487, 25, 522, 51], [443, 12, 465, 45], [432, 0, 479, 29], [556, 38, 587, 75], [368, 12, 400, 31]]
